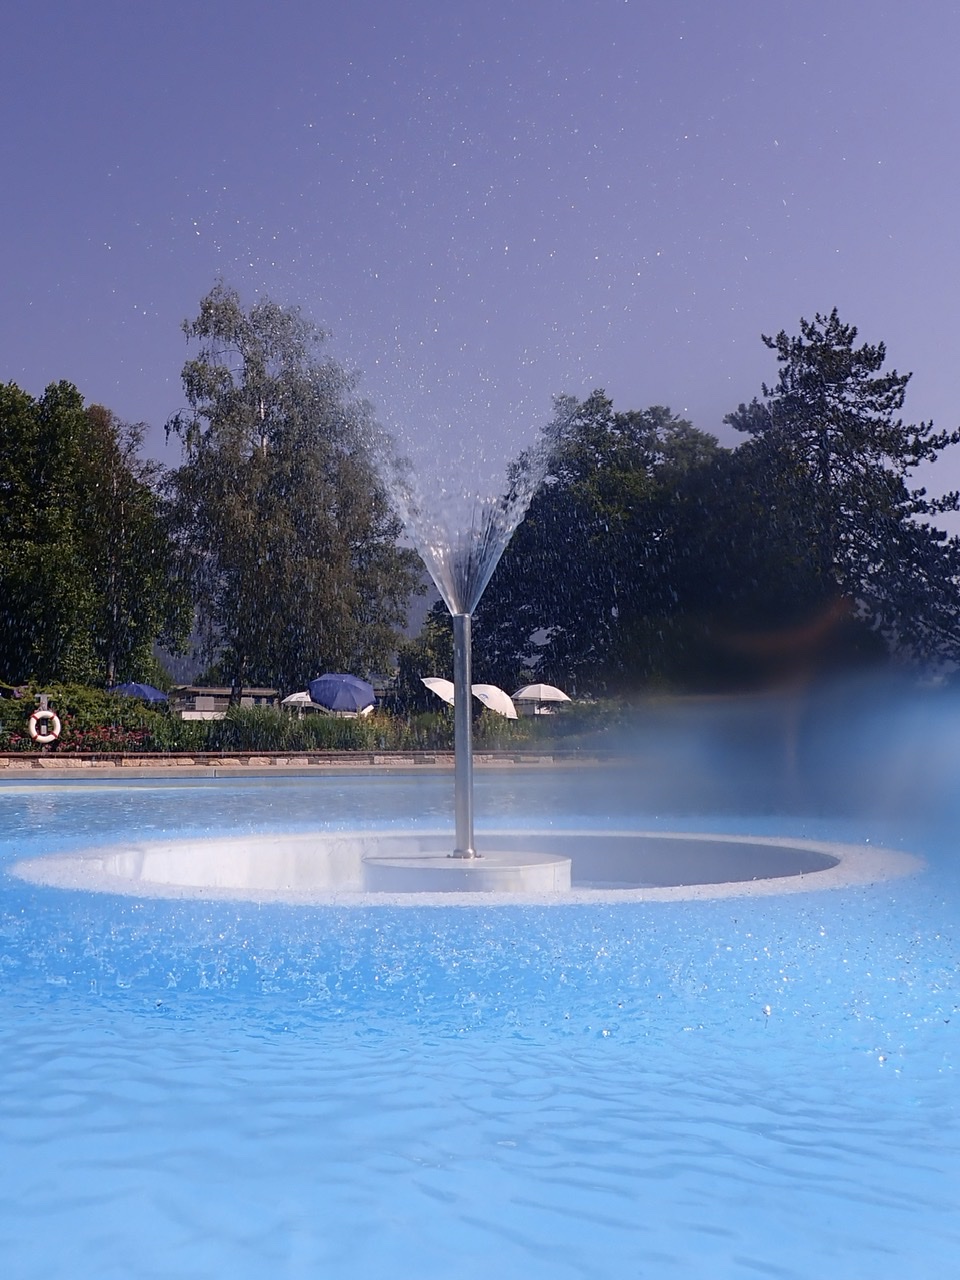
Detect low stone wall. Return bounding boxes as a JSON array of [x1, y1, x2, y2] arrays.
[[0, 749, 580, 777]]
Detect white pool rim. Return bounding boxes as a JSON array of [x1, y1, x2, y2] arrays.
[[9, 829, 922, 906]]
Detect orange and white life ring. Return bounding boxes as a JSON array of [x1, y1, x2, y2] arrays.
[[28, 709, 61, 744]]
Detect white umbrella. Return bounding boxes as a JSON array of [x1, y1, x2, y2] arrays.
[[471, 684, 518, 719], [512, 683, 571, 703], [421, 677, 456, 706], [281, 691, 315, 705]]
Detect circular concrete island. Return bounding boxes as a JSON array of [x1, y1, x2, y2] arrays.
[[12, 829, 920, 904]]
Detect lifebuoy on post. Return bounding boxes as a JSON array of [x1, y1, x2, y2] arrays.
[[28, 709, 61, 744]]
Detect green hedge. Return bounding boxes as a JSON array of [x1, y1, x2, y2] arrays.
[[0, 686, 620, 754]]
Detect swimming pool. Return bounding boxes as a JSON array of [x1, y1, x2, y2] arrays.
[[1, 765, 957, 1278]]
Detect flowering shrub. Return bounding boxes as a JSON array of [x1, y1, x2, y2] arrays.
[[0, 683, 166, 753], [55, 719, 153, 753]]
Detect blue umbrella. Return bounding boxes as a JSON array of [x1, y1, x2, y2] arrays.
[[307, 673, 375, 714], [108, 682, 168, 703]]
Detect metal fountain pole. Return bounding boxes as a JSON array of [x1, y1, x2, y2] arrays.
[[451, 611, 477, 858]]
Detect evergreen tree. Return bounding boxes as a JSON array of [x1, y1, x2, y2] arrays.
[[725, 310, 960, 660]]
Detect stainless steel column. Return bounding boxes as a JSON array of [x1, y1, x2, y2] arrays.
[[451, 611, 476, 858]]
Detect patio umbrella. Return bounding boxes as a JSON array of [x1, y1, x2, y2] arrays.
[[421, 677, 456, 706], [307, 673, 375, 714], [108, 682, 168, 703], [471, 684, 518, 719], [280, 691, 325, 716], [512, 683, 571, 703]]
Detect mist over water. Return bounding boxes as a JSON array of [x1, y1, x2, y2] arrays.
[[596, 671, 960, 839]]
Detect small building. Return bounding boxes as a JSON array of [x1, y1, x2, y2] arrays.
[[169, 686, 279, 721]]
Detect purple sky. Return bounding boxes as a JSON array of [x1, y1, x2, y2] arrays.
[[4, 1, 960, 507]]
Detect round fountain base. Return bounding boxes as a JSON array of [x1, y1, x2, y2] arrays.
[[10, 828, 921, 903], [363, 849, 571, 893]]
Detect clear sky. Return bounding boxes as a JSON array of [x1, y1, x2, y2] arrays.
[[4, 0, 960, 501]]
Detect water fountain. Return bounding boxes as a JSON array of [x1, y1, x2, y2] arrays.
[[346, 437, 595, 890], [374, 436, 548, 869]]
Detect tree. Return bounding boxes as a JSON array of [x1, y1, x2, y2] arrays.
[[166, 283, 421, 697], [78, 406, 190, 685], [472, 393, 723, 692], [0, 381, 90, 682], [724, 310, 960, 661], [0, 382, 187, 685]]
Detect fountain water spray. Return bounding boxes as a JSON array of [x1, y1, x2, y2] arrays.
[[377, 442, 549, 858]]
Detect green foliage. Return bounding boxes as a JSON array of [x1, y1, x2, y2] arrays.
[[473, 393, 724, 693], [394, 602, 454, 712], [513, 699, 632, 749], [6, 302, 954, 702], [0, 383, 188, 686], [393, 710, 453, 750], [166, 283, 422, 698], [724, 310, 960, 661], [0, 681, 633, 755], [0, 683, 167, 752], [141, 715, 213, 754], [79, 406, 191, 684], [473, 313, 960, 691], [206, 706, 392, 752], [0, 382, 99, 683]]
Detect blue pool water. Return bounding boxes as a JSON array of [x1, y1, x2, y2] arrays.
[[1, 764, 958, 1278]]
